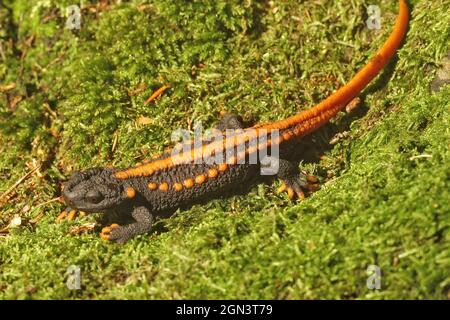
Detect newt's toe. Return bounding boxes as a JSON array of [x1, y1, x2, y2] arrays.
[[278, 173, 320, 201], [67, 209, 77, 221], [287, 187, 295, 199], [278, 182, 304, 200], [100, 224, 120, 241], [56, 209, 84, 224], [100, 232, 110, 241], [277, 183, 287, 194], [295, 189, 306, 200], [55, 212, 67, 224]]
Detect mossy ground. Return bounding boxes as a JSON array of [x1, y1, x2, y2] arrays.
[[0, 0, 449, 299]]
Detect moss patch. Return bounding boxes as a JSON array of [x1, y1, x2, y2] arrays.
[[0, 0, 449, 299]]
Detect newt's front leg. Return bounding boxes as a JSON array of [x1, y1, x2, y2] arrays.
[[100, 206, 154, 244]]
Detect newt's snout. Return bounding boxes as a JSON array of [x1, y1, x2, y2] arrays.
[[62, 187, 83, 208]]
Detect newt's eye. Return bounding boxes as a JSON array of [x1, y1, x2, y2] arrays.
[[85, 190, 104, 204]]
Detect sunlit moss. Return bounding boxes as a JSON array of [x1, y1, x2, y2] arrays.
[[0, 0, 449, 299]]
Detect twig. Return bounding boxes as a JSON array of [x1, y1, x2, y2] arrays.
[[144, 85, 171, 105], [30, 196, 62, 214], [409, 154, 433, 160], [0, 165, 41, 202], [0, 82, 16, 93]]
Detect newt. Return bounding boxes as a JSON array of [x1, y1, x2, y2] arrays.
[[61, 0, 409, 243]]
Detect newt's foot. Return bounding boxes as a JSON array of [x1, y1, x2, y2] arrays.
[[100, 224, 120, 241], [56, 208, 85, 224], [101, 223, 142, 244], [100, 224, 139, 244], [277, 174, 319, 200]]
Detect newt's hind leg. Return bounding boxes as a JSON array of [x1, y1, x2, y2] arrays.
[[276, 159, 319, 200]]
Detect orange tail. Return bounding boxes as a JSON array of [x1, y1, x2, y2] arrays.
[[259, 0, 409, 132]]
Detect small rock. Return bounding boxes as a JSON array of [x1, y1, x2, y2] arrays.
[[430, 53, 450, 93], [10, 215, 22, 228]]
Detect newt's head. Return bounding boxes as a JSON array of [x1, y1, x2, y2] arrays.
[[63, 168, 127, 212]]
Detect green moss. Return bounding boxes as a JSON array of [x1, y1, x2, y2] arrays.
[[0, 0, 449, 299]]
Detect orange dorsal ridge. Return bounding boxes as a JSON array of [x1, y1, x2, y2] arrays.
[[115, 0, 409, 180]]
